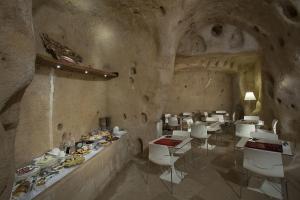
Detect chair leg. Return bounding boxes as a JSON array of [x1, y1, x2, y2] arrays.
[[281, 178, 288, 200], [146, 160, 150, 184], [170, 166, 173, 194]]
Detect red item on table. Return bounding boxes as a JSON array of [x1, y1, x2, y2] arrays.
[[245, 141, 283, 153], [154, 138, 182, 147]]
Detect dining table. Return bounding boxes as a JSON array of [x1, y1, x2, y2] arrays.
[[202, 121, 222, 132], [149, 135, 193, 184], [238, 137, 293, 156], [235, 119, 264, 127]]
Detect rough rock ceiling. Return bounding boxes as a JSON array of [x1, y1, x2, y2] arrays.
[[177, 24, 258, 55], [175, 52, 260, 73]]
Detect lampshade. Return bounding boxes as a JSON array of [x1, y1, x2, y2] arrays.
[[244, 91, 256, 101]]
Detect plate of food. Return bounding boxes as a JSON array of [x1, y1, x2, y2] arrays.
[[63, 155, 85, 168], [15, 165, 40, 182]]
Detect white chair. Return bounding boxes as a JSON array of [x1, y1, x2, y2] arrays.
[[235, 124, 256, 138], [216, 110, 227, 114], [156, 120, 163, 138], [172, 130, 191, 154], [272, 119, 279, 134], [164, 114, 171, 124], [244, 115, 260, 121], [242, 148, 286, 199], [183, 117, 193, 124], [183, 117, 193, 132], [205, 116, 219, 122], [203, 112, 208, 117], [168, 116, 179, 128], [148, 143, 179, 193], [232, 112, 236, 122], [211, 114, 225, 123], [183, 112, 192, 116], [191, 123, 215, 154], [251, 129, 279, 141], [256, 119, 278, 135], [235, 124, 256, 149]]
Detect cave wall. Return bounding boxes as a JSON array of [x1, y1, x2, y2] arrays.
[[15, 67, 52, 167], [1, 0, 300, 199], [14, 67, 107, 167], [0, 0, 35, 199], [164, 70, 234, 114]]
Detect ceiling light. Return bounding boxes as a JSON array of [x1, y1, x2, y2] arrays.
[[56, 65, 61, 69]]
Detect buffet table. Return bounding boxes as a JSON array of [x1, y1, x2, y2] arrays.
[[13, 134, 129, 200]]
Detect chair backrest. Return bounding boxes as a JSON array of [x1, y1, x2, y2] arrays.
[[149, 143, 171, 166], [244, 115, 259, 121], [183, 112, 192, 116], [173, 130, 190, 137], [206, 116, 219, 122], [243, 148, 284, 178], [156, 120, 163, 138], [164, 113, 171, 124], [272, 119, 278, 134], [203, 112, 208, 117], [183, 117, 193, 125], [251, 129, 279, 140], [168, 116, 179, 126], [235, 124, 256, 138], [211, 114, 225, 123], [232, 112, 236, 122], [191, 123, 207, 139], [164, 113, 171, 118]]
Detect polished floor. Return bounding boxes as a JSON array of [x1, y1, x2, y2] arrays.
[[97, 126, 299, 200]]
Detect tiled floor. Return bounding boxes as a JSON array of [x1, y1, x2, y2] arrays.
[[97, 126, 300, 200]]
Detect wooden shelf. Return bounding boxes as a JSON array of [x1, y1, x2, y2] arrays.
[[35, 54, 119, 80]]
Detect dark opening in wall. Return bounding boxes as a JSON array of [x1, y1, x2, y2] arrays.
[[129, 77, 134, 84], [138, 138, 143, 154], [282, 2, 298, 19], [143, 95, 150, 102], [57, 123, 63, 130], [277, 98, 282, 104], [141, 112, 148, 123], [211, 24, 223, 37], [278, 37, 285, 47], [184, 85, 188, 88], [290, 104, 297, 110], [130, 67, 137, 75], [123, 113, 127, 120], [159, 6, 166, 15], [253, 25, 260, 33]]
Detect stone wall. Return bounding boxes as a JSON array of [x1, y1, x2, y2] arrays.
[[164, 70, 234, 114], [15, 65, 107, 167], [2, 0, 300, 199]]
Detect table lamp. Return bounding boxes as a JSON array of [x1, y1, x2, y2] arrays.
[[244, 91, 256, 115], [244, 91, 256, 101]]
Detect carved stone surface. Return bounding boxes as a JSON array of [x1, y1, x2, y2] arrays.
[[1, 1, 300, 199]]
